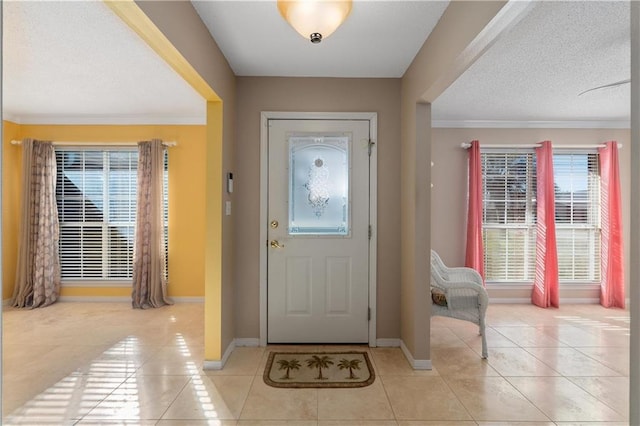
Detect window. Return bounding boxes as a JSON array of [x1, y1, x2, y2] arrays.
[[481, 149, 601, 284], [553, 153, 600, 282], [55, 148, 168, 282], [482, 151, 537, 282]]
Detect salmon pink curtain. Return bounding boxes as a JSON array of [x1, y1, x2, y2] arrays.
[[599, 141, 625, 308], [532, 141, 559, 308], [465, 140, 485, 281]]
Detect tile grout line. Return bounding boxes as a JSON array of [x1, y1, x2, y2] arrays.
[[154, 374, 192, 423], [367, 349, 399, 423], [565, 375, 630, 420], [462, 321, 559, 424]]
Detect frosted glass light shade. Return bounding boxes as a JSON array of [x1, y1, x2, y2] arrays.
[[277, 0, 352, 43]]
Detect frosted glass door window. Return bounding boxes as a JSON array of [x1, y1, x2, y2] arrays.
[[289, 136, 350, 235]]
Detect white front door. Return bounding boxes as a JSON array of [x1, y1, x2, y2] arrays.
[[267, 119, 371, 343]]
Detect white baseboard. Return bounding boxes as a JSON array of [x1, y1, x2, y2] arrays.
[[561, 298, 601, 304], [58, 296, 130, 303], [55, 296, 203, 303], [489, 297, 601, 304], [489, 298, 530, 304], [203, 339, 236, 370], [172, 297, 204, 303], [235, 338, 260, 347], [202, 338, 260, 370], [376, 338, 400, 347], [400, 340, 432, 370]]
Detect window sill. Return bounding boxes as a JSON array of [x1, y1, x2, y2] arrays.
[[486, 283, 531, 291], [487, 283, 600, 291], [61, 281, 131, 288]]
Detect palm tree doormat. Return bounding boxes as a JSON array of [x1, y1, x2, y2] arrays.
[[263, 351, 375, 388]]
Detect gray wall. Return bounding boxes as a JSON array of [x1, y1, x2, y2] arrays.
[[431, 127, 631, 300], [232, 75, 631, 339], [234, 77, 402, 339]]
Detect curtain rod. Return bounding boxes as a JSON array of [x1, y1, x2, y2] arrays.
[[10, 140, 177, 147], [460, 142, 621, 149]]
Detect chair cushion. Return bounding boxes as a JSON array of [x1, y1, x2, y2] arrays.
[[431, 288, 448, 307]]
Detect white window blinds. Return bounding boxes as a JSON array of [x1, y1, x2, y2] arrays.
[[480, 150, 601, 284], [553, 153, 601, 282], [481, 152, 537, 282], [56, 148, 168, 281]]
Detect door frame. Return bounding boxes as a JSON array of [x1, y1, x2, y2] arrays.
[[259, 111, 378, 346]]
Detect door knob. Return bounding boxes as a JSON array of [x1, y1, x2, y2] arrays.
[[270, 240, 285, 249]]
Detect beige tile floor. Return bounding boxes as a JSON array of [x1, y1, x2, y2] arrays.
[[1, 302, 631, 425]]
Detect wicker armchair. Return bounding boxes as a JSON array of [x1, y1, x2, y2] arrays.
[[430, 250, 489, 358]]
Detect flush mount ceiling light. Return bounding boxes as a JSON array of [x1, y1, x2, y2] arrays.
[[277, 0, 353, 44]]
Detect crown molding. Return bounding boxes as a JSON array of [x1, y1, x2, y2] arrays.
[[432, 120, 631, 129], [3, 114, 205, 126], [2, 113, 21, 124]]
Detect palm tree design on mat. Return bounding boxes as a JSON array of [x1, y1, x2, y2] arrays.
[[338, 358, 362, 379], [306, 355, 334, 380], [277, 358, 301, 379]]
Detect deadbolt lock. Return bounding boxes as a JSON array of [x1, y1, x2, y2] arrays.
[[270, 220, 279, 229]]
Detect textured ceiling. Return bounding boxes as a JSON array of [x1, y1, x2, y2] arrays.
[[2, 1, 205, 124], [432, 1, 630, 126], [1, 1, 631, 126]]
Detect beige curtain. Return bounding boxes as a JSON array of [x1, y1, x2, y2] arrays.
[[132, 140, 171, 308], [12, 139, 61, 308]]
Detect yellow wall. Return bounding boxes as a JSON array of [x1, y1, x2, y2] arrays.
[[1, 122, 207, 299], [2, 120, 23, 300], [130, 0, 236, 359]]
